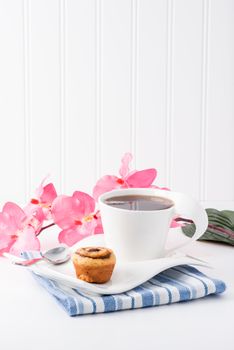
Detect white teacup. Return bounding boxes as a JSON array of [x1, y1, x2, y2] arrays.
[[99, 188, 208, 262]]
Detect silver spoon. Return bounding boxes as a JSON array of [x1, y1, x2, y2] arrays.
[[13, 246, 71, 266]]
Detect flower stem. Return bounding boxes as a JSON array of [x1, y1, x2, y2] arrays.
[[36, 223, 55, 236], [175, 217, 193, 224]]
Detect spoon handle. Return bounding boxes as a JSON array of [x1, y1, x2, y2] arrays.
[[13, 258, 43, 266]]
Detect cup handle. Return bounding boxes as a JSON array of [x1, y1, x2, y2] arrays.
[[164, 191, 208, 257]]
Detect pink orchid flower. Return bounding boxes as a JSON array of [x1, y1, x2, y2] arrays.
[[92, 210, 103, 234], [24, 177, 57, 221], [93, 153, 157, 201], [93, 153, 181, 229], [0, 202, 40, 256], [51, 191, 101, 246]]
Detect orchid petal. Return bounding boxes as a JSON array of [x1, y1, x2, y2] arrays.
[[35, 175, 50, 198], [40, 183, 57, 204], [0, 212, 16, 234], [25, 216, 43, 235], [51, 195, 81, 229], [79, 220, 97, 236], [93, 210, 103, 234], [24, 203, 46, 223], [0, 202, 26, 235], [9, 227, 40, 257], [58, 228, 85, 247], [24, 203, 34, 217], [0, 239, 15, 256], [72, 191, 95, 217], [0, 233, 14, 250], [3, 202, 26, 229], [170, 217, 184, 228], [119, 152, 133, 178], [126, 168, 157, 188], [93, 175, 119, 201], [32, 206, 45, 224], [170, 221, 182, 228], [94, 217, 103, 234]]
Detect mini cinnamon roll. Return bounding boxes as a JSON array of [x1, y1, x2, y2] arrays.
[[72, 247, 116, 284]]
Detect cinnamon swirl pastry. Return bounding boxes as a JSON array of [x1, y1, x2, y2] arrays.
[[72, 247, 116, 283]]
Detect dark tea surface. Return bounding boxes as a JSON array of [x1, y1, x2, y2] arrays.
[[104, 195, 174, 211]]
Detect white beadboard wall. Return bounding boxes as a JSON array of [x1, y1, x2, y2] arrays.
[[0, 0, 233, 209]]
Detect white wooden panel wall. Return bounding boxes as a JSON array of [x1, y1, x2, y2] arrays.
[[0, 0, 233, 208], [0, 0, 25, 204]]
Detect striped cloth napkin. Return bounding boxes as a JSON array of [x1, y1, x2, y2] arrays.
[[22, 252, 226, 316]]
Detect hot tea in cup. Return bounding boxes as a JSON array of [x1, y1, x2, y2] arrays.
[[99, 188, 208, 262], [104, 194, 174, 211]]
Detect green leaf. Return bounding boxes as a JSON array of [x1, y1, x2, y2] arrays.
[[181, 208, 234, 246]]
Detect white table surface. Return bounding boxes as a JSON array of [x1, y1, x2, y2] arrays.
[[0, 226, 233, 350]]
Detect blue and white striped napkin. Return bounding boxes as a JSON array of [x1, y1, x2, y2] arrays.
[[22, 252, 226, 317]]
